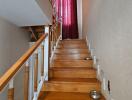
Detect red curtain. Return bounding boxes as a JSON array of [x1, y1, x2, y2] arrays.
[[52, 0, 61, 25], [62, 0, 78, 39], [53, 0, 79, 39], [54, 0, 61, 20]]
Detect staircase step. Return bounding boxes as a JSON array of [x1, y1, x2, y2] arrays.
[[58, 40, 87, 49], [39, 92, 105, 100], [51, 60, 93, 68], [60, 39, 86, 44], [53, 54, 91, 60], [49, 67, 97, 79], [57, 44, 88, 49], [49, 78, 99, 82], [55, 49, 90, 54], [42, 78, 101, 93], [39, 39, 104, 99]]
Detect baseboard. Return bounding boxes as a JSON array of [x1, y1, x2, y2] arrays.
[[102, 89, 115, 100]]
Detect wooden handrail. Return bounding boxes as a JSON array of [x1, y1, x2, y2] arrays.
[[0, 33, 48, 91]]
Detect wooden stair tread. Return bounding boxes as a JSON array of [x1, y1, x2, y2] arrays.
[[59, 42, 87, 46], [38, 92, 105, 100], [39, 39, 104, 98], [57, 45, 88, 49], [57, 47, 88, 49], [60, 39, 86, 42], [55, 53, 90, 55], [51, 60, 93, 68], [48, 78, 100, 83], [52, 59, 93, 62], [53, 54, 91, 60], [50, 67, 95, 70], [54, 53, 89, 55], [49, 67, 96, 79], [58, 43, 87, 46], [42, 80, 101, 93], [55, 48, 90, 54], [59, 40, 87, 45]]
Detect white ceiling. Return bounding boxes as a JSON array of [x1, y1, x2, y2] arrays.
[[0, 0, 52, 26]]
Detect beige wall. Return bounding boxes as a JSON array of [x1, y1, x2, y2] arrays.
[[0, 17, 30, 100], [77, 0, 82, 39], [82, 0, 89, 39], [0, 0, 51, 26], [36, 0, 52, 24], [87, 0, 132, 100]]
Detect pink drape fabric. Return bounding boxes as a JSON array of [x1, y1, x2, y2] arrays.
[[55, 0, 61, 19], [62, 0, 78, 39], [53, 0, 79, 39]]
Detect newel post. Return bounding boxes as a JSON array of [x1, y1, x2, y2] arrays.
[[44, 25, 50, 81]]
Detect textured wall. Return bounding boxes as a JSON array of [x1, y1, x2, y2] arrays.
[[0, 0, 50, 26], [0, 17, 30, 100], [77, 0, 82, 39], [87, 0, 132, 100], [36, 0, 52, 24], [82, 0, 89, 39]]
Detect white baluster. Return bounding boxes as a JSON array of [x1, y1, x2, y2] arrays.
[[28, 56, 34, 100], [93, 56, 97, 65], [41, 42, 44, 80], [44, 26, 49, 81], [97, 64, 101, 79], [8, 79, 14, 100], [9, 79, 14, 89], [24, 60, 30, 100], [90, 48, 94, 58], [88, 43, 91, 52]]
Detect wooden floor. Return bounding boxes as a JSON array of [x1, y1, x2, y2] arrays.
[[39, 39, 105, 100]]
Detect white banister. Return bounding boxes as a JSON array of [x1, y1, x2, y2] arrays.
[[8, 79, 14, 89], [41, 42, 44, 77], [0, 34, 48, 100], [97, 64, 101, 80], [0, 22, 61, 100], [37, 46, 42, 84], [93, 56, 97, 65], [29, 56, 34, 100], [44, 26, 50, 81], [24, 60, 30, 100], [8, 79, 14, 100]]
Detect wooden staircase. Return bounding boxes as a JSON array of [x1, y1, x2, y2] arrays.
[[39, 39, 105, 100]]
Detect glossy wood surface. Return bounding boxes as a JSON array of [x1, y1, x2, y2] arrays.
[[55, 48, 90, 54], [53, 54, 91, 60], [51, 60, 93, 68], [39, 92, 105, 100], [49, 67, 96, 79], [39, 39, 105, 100], [42, 78, 101, 93]]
